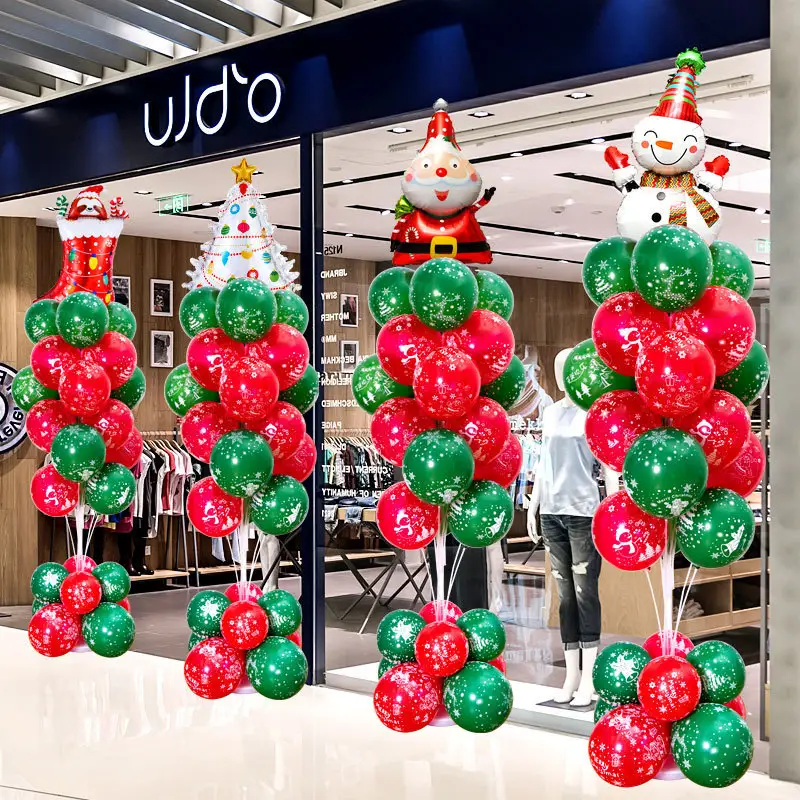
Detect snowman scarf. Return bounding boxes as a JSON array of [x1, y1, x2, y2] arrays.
[[639, 171, 720, 228]]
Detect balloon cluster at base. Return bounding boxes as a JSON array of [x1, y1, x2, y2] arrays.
[[184, 584, 306, 700]]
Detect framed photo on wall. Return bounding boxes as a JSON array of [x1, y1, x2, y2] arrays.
[[150, 278, 173, 317], [340, 340, 359, 373], [112, 276, 131, 308], [151, 330, 174, 368], [340, 293, 358, 328]]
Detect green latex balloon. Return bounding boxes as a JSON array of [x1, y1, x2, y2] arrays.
[[715, 341, 769, 406], [631, 225, 712, 312], [279, 365, 319, 414], [403, 429, 474, 505], [163, 363, 217, 416], [594, 696, 624, 724], [85, 463, 136, 515], [592, 642, 651, 703], [246, 637, 308, 700], [709, 241, 755, 300], [56, 292, 109, 347], [378, 656, 409, 678], [24, 299, 59, 343], [449, 480, 513, 548], [677, 488, 755, 568], [251, 476, 308, 536], [112, 366, 147, 410], [216, 277, 277, 342], [51, 424, 106, 483], [210, 429, 273, 497], [623, 428, 708, 519], [30, 562, 68, 603], [475, 270, 514, 320], [351, 354, 413, 414], [107, 302, 136, 338], [563, 339, 635, 411], [443, 661, 513, 733], [187, 590, 230, 636], [456, 608, 506, 661], [32, 598, 48, 615], [671, 704, 753, 788], [274, 289, 309, 333], [82, 602, 135, 658], [582, 236, 636, 305], [369, 267, 414, 325], [257, 589, 301, 636], [686, 641, 746, 704], [92, 561, 131, 602], [179, 287, 219, 337], [376, 609, 425, 661], [481, 355, 526, 410], [189, 631, 210, 650], [12, 366, 58, 411], [409, 257, 478, 330]]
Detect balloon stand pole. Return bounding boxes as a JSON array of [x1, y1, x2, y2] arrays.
[[659, 522, 677, 656], [75, 496, 85, 561], [237, 506, 250, 597], [433, 510, 447, 622]]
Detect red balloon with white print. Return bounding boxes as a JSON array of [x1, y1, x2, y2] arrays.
[[376, 482, 439, 550]]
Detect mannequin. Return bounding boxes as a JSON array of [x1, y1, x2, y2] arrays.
[[527, 348, 619, 707]]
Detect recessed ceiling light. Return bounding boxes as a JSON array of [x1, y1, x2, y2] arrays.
[[254, 170, 263, 175], [500, 176, 513, 182], [202, 202, 213, 207], [342, 179, 353, 184], [591, 210, 603, 215], [388, 126, 411, 134], [754, 207, 767, 215], [761, 218, 770, 224], [510, 152, 524, 158], [590, 137, 605, 144], [559, 259, 568, 263], [469, 110, 494, 118], [554, 231, 563, 236], [345, 233, 354, 237], [380, 209, 392, 216], [728, 142, 743, 148], [134, 189, 152, 195], [563, 198, 575, 206], [566, 91, 591, 99]]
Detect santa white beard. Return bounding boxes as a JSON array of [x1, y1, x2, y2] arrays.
[[403, 174, 482, 216]]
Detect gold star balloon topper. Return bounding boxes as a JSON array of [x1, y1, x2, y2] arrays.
[[231, 157, 258, 183]]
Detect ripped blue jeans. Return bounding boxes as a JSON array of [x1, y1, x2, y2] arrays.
[[541, 514, 601, 650]]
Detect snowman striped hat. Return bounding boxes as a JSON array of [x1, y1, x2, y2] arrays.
[[652, 48, 706, 125]]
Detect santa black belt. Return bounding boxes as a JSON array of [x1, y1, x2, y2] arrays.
[[391, 241, 491, 254]]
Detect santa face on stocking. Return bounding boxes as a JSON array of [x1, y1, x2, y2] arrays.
[[631, 116, 706, 177], [403, 148, 482, 217]]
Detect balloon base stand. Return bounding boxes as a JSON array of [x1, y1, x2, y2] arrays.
[[235, 675, 257, 695], [654, 754, 685, 781], [71, 641, 90, 654], [428, 704, 455, 728]]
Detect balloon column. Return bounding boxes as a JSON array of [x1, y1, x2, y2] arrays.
[[582, 49, 763, 789], [169, 159, 317, 700], [357, 100, 517, 733], [16, 188, 139, 658]]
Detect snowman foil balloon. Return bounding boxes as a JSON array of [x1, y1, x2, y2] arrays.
[[604, 49, 730, 244]]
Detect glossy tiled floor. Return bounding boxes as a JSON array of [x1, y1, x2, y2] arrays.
[[0, 627, 795, 800]]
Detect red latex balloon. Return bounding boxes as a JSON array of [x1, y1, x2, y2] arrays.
[[413, 347, 481, 420], [184, 637, 244, 700], [637, 655, 702, 722], [64, 554, 97, 573], [84, 332, 137, 389], [374, 663, 442, 732], [224, 582, 263, 602], [106, 427, 144, 470], [30, 335, 80, 390], [592, 292, 669, 376], [415, 621, 469, 677], [489, 654, 507, 674], [635, 330, 715, 417], [643, 630, 694, 659], [118, 597, 132, 612], [442, 309, 514, 384], [726, 695, 747, 719], [589, 705, 670, 788], [371, 397, 436, 466], [473, 434, 523, 487], [585, 390, 662, 471], [273, 433, 316, 482], [26, 400, 77, 451], [245, 401, 305, 459], [187, 477, 243, 538], [28, 604, 81, 657], [186, 328, 245, 391], [83, 399, 134, 449], [376, 314, 442, 385], [707, 431, 765, 497], [220, 600, 269, 650], [672, 286, 756, 375], [376, 481, 439, 550], [219, 357, 279, 422], [246, 323, 309, 390], [287, 629, 302, 647], [442, 397, 511, 463], [59, 570, 102, 615], [673, 390, 750, 469], [58, 362, 111, 417], [181, 401, 239, 462], [592, 491, 667, 571], [420, 599, 462, 624], [30, 464, 80, 517]]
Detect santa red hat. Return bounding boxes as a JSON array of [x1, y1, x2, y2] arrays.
[[419, 98, 461, 155], [651, 48, 706, 125]]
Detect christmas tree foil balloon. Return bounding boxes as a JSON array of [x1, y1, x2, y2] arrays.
[[21, 187, 139, 659], [185, 158, 298, 291], [359, 103, 516, 734], [174, 159, 316, 701], [584, 49, 762, 790]]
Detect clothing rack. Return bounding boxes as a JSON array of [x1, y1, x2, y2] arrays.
[[140, 429, 179, 438]]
